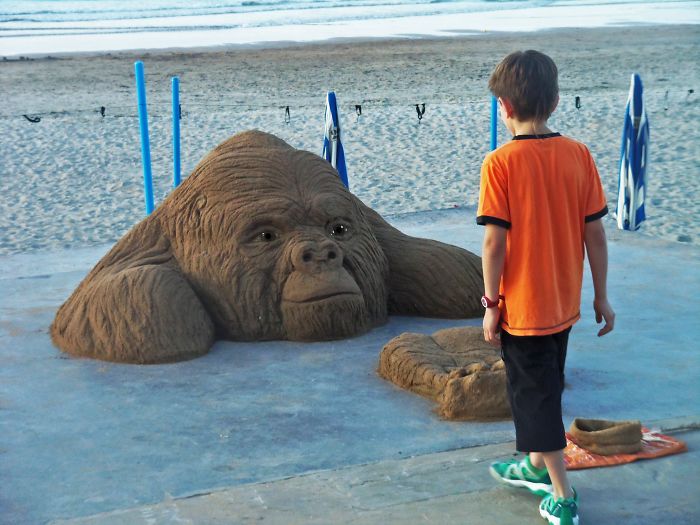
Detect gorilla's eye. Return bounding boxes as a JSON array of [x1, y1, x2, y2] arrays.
[[329, 223, 350, 239], [258, 231, 276, 242]]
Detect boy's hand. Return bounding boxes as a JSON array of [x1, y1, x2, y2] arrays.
[[483, 307, 501, 346], [593, 298, 615, 336]]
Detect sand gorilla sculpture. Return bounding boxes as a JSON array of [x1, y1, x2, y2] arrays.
[[378, 326, 510, 420], [51, 130, 483, 364]]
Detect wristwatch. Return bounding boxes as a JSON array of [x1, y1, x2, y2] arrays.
[[481, 295, 500, 308]]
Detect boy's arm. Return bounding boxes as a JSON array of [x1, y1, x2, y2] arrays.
[[584, 219, 615, 336], [482, 224, 507, 345]]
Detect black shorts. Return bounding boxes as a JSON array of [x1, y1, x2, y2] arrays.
[[501, 327, 571, 453]]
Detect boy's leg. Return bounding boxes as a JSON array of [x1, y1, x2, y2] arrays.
[[500, 328, 570, 454], [496, 328, 579, 524], [530, 327, 573, 497], [491, 328, 572, 497], [531, 449, 573, 499]]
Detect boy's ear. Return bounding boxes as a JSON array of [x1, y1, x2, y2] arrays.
[[499, 97, 515, 118]]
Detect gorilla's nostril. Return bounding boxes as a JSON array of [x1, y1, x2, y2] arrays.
[[328, 251, 337, 260], [302, 252, 312, 263]]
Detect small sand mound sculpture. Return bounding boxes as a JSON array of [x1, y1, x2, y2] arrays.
[[51, 130, 483, 364], [569, 418, 643, 455], [378, 326, 511, 420]]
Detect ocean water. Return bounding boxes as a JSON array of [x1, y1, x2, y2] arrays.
[[1, 0, 699, 55], [0, 0, 565, 23]]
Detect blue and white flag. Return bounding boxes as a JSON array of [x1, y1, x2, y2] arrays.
[[322, 91, 349, 188], [616, 73, 650, 231]]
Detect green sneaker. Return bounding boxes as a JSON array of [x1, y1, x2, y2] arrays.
[[539, 489, 579, 525], [488, 455, 553, 496]]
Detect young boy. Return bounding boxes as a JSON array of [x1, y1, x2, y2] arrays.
[[477, 50, 615, 525]]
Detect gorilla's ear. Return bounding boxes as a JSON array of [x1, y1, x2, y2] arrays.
[[191, 195, 207, 224], [360, 204, 483, 319]]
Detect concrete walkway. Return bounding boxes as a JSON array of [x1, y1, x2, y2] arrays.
[[1, 209, 699, 524], [54, 422, 700, 525]]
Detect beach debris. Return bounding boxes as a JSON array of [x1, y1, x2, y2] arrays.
[[664, 90, 669, 111], [378, 326, 510, 421], [687, 88, 695, 100], [355, 104, 362, 122], [575, 95, 581, 109], [415, 103, 426, 122], [50, 130, 483, 364], [284, 105, 291, 124], [100, 106, 106, 117], [22, 114, 41, 123]]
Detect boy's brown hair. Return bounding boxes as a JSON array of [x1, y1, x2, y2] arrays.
[[488, 50, 559, 122]]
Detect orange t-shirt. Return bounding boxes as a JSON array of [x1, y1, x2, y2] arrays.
[[477, 133, 608, 336]]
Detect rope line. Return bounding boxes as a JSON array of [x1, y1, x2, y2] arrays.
[[2, 89, 694, 122]]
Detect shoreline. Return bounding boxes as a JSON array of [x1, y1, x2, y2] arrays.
[[2, 0, 699, 59], [4, 24, 699, 107], [1, 24, 699, 255], [2, 21, 700, 61]]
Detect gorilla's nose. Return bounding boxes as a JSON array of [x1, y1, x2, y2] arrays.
[[292, 239, 343, 272]]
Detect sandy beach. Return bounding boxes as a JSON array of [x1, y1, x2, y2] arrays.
[[1, 24, 699, 255]]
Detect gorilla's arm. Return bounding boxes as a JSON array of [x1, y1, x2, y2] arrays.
[[362, 206, 483, 318], [50, 230, 215, 364]]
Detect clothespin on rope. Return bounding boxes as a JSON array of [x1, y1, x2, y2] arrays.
[[415, 103, 426, 123], [575, 96, 581, 110], [23, 114, 41, 123], [100, 106, 106, 117], [284, 106, 291, 124]]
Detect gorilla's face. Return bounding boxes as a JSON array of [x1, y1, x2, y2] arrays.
[[172, 139, 389, 342], [232, 155, 389, 341]]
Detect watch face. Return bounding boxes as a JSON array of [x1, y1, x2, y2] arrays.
[[481, 296, 488, 308]]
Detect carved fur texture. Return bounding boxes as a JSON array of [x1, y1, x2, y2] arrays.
[[51, 131, 483, 363]]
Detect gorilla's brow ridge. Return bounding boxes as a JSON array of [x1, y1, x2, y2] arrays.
[[240, 217, 290, 237], [306, 193, 356, 219], [233, 199, 304, 230]]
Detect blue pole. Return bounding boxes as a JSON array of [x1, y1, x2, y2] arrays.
[[172, 76, 181, 188], [490, 95, 498, 151], [135, 61, 154, 215]]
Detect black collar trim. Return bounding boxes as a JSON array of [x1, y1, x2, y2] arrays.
[[512, 132, 561, 141]]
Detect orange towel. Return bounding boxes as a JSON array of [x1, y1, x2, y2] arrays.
[[564, 427, 687, 470]]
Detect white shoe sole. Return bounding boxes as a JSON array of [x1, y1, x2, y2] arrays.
[[539, 506, 579, 525], [489, 465, 553, 496]]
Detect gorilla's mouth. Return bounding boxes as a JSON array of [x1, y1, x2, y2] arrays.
[[280, 268, 368, 341], [281, 270, 363, 305], [284, 290, 361, 304], [281, 291, 370, 342]]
